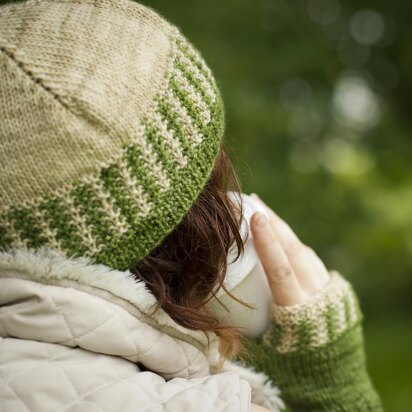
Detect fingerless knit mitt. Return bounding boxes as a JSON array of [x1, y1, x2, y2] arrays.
[[239, 271, 384, 412]]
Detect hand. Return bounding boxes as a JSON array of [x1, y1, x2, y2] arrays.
[[249, 194, 330, 306], [251, 403, 271, 412]]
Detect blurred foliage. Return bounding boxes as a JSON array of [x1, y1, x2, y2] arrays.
[[140, 0, 412, 410]]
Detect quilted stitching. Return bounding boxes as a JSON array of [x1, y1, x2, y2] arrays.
[[60, 368, 140, 412], [0, 369, 32, 412], [0, 339, 139, 411], [46, 290, 77, 347], [0, 277, 200, 377], [2, 345, 72, 384], [0, 276, 251, 411]]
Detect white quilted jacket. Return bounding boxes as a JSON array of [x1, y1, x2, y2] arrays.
[[0, 248, 284, 412]]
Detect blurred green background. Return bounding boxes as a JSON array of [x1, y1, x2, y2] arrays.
[[139, 0, 411, 410]]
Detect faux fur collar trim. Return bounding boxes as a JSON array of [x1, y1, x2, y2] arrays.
[[0, 247, 285, 410], [0, 247, 221, 367]]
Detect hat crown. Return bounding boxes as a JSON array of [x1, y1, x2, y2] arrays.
[[0, 0, 225, 270]]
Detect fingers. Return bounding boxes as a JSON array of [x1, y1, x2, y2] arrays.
[[302, 246, 330, 286], [250, 194, 330, 291], [266, 214, 327, 292], [250, 211, 307, 306]]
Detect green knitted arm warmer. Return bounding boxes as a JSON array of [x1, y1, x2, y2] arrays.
[[239, 271, 384, 412]]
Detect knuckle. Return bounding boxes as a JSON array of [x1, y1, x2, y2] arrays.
[[269, 265, 293, 283]]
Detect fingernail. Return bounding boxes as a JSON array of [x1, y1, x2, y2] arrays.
[[253, 211, 267, 228]]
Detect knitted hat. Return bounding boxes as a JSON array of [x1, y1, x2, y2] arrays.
[[0, 0, 225, 270]]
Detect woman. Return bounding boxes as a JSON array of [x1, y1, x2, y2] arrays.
[[0, 0, 382, 410]]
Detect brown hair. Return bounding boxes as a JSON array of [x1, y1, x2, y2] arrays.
[[130, 143, 248, 359]]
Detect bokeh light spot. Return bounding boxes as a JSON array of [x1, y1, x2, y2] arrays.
[[350, 9, 385, 46], [332, 73, 381, 131], [322, 138, 374, 175]]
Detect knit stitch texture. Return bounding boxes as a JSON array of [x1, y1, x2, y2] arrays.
[[239, 271, 384, 411], [0, 0, 224, 270]]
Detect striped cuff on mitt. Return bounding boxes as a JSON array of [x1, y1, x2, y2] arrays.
[[264, 271, 363, 354]]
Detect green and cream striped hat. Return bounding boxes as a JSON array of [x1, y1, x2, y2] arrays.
[[0, 0, 225, 270]]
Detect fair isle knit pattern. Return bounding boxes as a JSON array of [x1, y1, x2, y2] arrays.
[[0, 0, 224, 270], [264, 271, 363, 353]]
